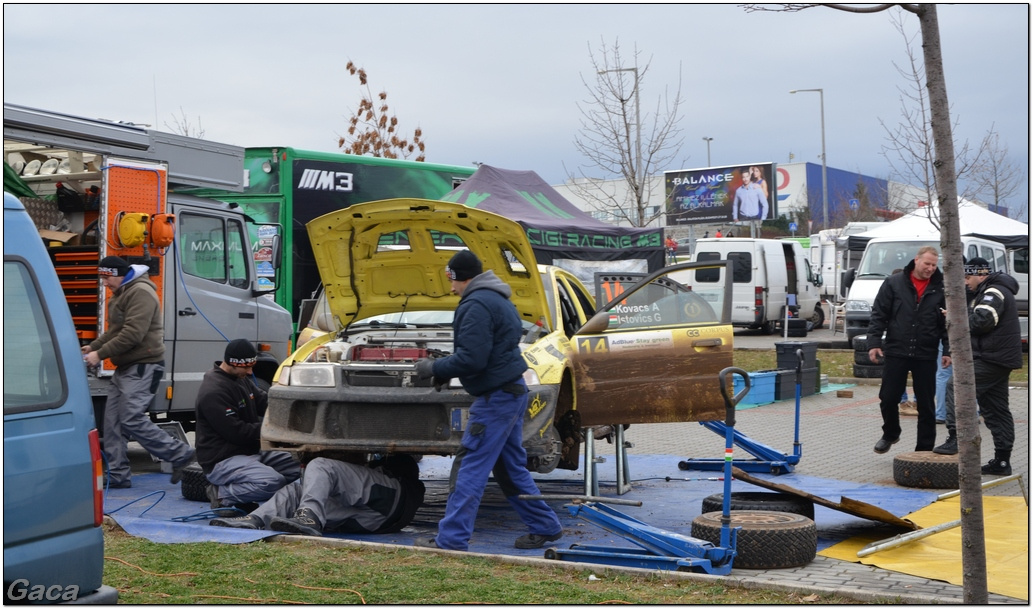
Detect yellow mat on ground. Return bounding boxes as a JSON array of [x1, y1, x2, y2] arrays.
[[819, 496, 1028, 600]]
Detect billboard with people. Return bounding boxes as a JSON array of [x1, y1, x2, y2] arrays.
[[665, 163, 776, 226]]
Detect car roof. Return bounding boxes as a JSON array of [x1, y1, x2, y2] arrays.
[[306, 198, 551, 329]]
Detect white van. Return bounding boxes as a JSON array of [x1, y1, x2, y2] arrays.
[[689, 238, 823, 333]]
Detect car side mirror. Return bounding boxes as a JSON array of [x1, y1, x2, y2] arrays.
[[577, 311, 611, 335]]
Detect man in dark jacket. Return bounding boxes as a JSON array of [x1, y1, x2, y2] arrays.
[[195, 339, 300, 508], [412, 250, 563, 551], [209, 455, 425, 536], [82, 256, 195, 488], [933, 258, 1022, 475], [867, 246, 951, 454]]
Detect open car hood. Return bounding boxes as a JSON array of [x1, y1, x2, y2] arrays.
[[306, 198, 551, 329]]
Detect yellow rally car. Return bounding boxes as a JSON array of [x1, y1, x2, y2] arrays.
[[262, 199, 734, 473]]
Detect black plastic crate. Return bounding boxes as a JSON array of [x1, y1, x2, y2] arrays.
[[775, 341, 818, 369]]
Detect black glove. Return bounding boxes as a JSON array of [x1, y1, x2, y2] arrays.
[[433, 377, 446, 392], [414, 358, 435, 379]]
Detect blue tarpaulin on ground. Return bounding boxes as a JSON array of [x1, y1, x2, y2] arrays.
[[105, 454, 936, 555]]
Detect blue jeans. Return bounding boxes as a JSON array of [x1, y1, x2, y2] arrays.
[[935, 342, 952, 421], [435, 383, 562, 550]]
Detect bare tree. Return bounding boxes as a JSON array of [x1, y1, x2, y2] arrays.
[[969, 126, 1025, 219], [164, 107, 205, 138], [567, 38, 684, 227], [744, 3, 988, 602], [878, 9, 987, 214], [337, 62, 425, 161]]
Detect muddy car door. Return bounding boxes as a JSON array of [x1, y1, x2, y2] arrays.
[[571, 260, 734, 426]]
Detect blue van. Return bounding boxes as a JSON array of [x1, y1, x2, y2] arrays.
[[3, 193, 117, 603]]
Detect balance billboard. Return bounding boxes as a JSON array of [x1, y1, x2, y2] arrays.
[[665, 163, 776, 226]]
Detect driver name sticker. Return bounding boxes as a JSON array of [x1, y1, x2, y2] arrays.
[[579, 331, 675, 354]]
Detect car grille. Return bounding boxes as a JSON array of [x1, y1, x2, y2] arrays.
[[330, 404, 452, 441]]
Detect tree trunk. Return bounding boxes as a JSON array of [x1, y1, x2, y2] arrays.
[[918, 5, 989, 603]]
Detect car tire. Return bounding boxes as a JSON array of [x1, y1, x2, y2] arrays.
[[893, 451, 959, 489], [852, 335, 870, 352], [853, 363, 883, 379], [761, 321, 777, 335], [854, 350, 879, 365], [809, 305, 825, 330], [691, 510, 816, 569], [700, 491, 815, 520], [180, 463, 211, 502]]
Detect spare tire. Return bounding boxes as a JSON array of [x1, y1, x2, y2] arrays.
[[701, 491, 815, 520], [180, 463, 211, 502], [691, 510, 816, 569], [893, 451, 959, 489], [853, 362, 883, 379]]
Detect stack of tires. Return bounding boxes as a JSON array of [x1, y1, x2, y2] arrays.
[[692, 492, 817, 569], [852, 335, 883, 379]]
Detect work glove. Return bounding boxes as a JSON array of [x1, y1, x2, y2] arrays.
[[432, 377, 447, 392], [414, 358, 435, 379]]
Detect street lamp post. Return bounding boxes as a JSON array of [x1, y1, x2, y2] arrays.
[[790, 88, 828, 232], [702, 136, 713, 166], [599, 67, 641, 225]]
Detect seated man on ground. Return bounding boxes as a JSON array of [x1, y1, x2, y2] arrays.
[[209, 455, 425, 536], [195, 339, 301, 510]]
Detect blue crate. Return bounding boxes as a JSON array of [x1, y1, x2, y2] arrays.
[[732, 370, 777, 405]]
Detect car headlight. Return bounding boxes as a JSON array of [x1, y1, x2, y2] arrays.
[[522, 367, 541, 387], [287, 364, 336, 387], [845, 299, 870, 313]]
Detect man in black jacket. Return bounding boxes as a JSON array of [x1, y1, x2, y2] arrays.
[[933, 257, 1022, 475], [867, 246, 951, 454], [195, 339, 300, 508]]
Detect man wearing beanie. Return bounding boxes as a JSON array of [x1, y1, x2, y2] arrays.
[[82, 256, 195, 488], [412, 249, 563, 551], [195, 339, 300, 509], [934, 257, 1021, 476]]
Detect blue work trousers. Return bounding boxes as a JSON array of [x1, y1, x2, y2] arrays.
[[435, 384, 562, 550]]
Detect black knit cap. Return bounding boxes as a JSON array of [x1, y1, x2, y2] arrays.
[[964, 257, 992, 276], [224, 339, 258, 367], [446, 249, 482, 281], [98, 256, 130, 277]]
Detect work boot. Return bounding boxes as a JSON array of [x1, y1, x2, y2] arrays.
[[514, 531, 563, 549], [933, 433, 958, 455], [210, 514, 264, 530], [981, 459, 1012, 476], [873, 436, 899, 454], [269, 507, 323, 536]]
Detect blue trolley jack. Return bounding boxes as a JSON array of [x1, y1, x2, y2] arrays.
[[678, 349, 806, 475], [543, 368, 750, 574]]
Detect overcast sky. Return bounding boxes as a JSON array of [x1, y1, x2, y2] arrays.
[[4, 3, 1028, 220]]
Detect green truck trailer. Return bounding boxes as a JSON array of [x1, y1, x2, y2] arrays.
[[185, 147, 476, 336]]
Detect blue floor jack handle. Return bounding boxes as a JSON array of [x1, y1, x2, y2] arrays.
[[543, 368, 746, 575], [679, 352, 806, 475]]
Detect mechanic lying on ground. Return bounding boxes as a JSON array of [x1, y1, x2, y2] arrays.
[[208, 455, 425, 536]]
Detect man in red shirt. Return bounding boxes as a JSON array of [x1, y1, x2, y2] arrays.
[[866, 246, 950, 454]]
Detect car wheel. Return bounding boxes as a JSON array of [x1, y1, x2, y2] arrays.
[[809, 305, 825, 330], [893, 451, 959, 489], [700, 492, 815, 520], [691, 510, 816, 569], [853, 362, 883, 378], [180, 464, 210, 502], [761, 321, 778, 335], [852, 335, 869, 352]]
